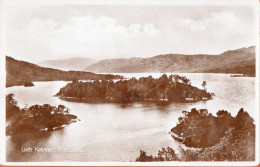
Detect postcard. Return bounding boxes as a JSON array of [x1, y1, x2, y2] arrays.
[[0, 0, 259, 166]]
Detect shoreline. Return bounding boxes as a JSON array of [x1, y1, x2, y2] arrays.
[[57, 95, 212, 104], [6, 72, 255, 88]]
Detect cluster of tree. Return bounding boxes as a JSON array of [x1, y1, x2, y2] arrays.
[[6, 94, 78, 134], [6, 56, 122, 87], [136, 108, 255, 161], [171, 108, 254, 148], [196, 126, 255, 161], [136, 147, 179, 162], [56, 74, 211, 102]]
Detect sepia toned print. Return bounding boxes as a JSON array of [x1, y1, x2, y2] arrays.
[[2, 0, 259, 165]]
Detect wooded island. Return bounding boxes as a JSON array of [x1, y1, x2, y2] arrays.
[[56, 74, 212, 103]]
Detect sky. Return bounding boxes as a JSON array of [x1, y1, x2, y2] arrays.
[[4, 0, 258, 63]]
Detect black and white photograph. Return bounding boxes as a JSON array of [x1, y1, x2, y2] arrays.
[[0, 0, 259, 165]]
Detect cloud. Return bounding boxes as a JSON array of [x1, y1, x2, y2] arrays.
[[6, 5, 256, 63], [182, 11, 241, 35], [174, 11, 256, 52], [9, 16, 159, 60]]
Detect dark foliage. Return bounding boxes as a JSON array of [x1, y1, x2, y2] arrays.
[[56, 74, 211, 103], [6, 94, 20, 120], [137, 108, 255, 161], [175, 108, 255, 161], [197, 127, 255, 161], [6, 94, 78, 134], [171, 108, 255, 148], [136, 147, 179, 162]]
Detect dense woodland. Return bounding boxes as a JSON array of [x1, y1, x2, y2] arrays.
[[56, 74, 212, 102], [136, 108, 255, 161], [6, 94, 78, 134]]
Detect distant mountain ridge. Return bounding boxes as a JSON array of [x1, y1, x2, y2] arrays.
[[84, 46, 255, 75], [40, 57, 97, 71], [6, 56, 120, 87]]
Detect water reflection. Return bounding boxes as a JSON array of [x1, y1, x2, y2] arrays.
[[7, 130, 55, 161]]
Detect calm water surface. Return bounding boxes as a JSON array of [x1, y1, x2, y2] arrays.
[[6, 73, 255, 162]]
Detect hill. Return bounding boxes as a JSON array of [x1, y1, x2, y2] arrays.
[[6, 56, 121, 87], [84, 46, 255, 75], [40, 57, 97, 71]]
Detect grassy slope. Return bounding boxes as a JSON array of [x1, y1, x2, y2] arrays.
[[6, 56, 121, 87]]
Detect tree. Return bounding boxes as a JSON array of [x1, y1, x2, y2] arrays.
[[181, 76, 191, 85], [235, 108, 254, 130], [6, 94, 20, 120], [202, 81, 207, 91], [135, 150, 154, 162], [136, 148, 179, 162], [57, 74, 211, 103], [157, 147, 179, 161], [216, 110, 231, 118]]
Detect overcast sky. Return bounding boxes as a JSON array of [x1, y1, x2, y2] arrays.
[[5, 0, 257, 63]]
